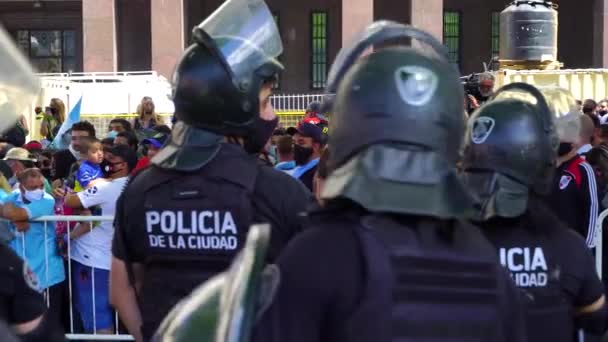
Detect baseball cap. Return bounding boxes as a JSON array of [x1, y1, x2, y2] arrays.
[[142, 134, 168, 149], [3, 147, 37, 162], [23, 141, 43, 152], [295, 122, 322, 143]]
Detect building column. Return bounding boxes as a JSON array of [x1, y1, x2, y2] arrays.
[[151, 0, 185, 78], [342, 0, 374, 46], [409, 0, 443, 42], [593, 0, 608, 67], [82, 0, 117, 72]]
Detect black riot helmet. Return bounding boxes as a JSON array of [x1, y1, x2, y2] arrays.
[[461, 82, 559, 220], [172, 0, 282, 136], [320, 21, 475, 219], [154, 0, 283, 172]]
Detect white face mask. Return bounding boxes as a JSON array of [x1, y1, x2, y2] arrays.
[[24, 189, 44, 202], [69, 144, 81, 160]]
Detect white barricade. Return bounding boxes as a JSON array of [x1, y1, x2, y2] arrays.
[[595, 209, 608, 279], [7, 215, 134, 341]]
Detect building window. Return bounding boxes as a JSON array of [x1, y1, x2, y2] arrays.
[[311, 11, 328, 89], [14, 30, 76, 73], [491, 12, 500, 59], [443, 11, 461, 68]]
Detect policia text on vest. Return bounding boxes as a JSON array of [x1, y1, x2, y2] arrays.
[[499, 247, 548, 287], [146, 210, 239, 251]]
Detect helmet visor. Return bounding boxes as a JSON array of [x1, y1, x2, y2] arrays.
[[537, 86, 581, 143], [0, 25, 39, 134], [198, 0, 283, 82]]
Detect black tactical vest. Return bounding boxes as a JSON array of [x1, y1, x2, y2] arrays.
[[137, 152, 259, 338], [481, 213, 574, 342], [342, 215, 507, 342]]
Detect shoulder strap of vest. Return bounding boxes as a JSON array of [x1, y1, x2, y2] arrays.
[[339, 214, 394, 341], [565, 157, 585, 188]]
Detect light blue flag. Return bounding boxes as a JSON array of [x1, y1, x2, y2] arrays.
[[49, 96, 82, 150]]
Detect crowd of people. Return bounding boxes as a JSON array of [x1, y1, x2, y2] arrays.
[[0, 95, 174, 335], [0, 93, 334, 336]]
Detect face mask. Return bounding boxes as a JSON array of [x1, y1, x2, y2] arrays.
[[600, 110, 608, 116], [24, 189, 44, 202], [107, 130, 118, 139], [8, 176, 17, 187], [558, 142, 573, 157], [294, 144, 314, 166], [244, 117, 278, 154], [100, 160, 111, 177], [69, 144, 81, 160]]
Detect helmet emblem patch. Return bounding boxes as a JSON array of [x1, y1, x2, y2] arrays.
[[471, 117, 495, 144], [394, 66, 438, 106]]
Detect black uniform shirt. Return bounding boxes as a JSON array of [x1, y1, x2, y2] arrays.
[[0, 243, 46, 325], [545, 156, 599, 247], [112, 143, 312, 263], [480, 198, 605, 341], [254, 206, 526, 342], [112, 144, 312, 337]]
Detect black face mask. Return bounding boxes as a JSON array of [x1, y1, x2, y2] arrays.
[[244, 117, 278, 154], [600, 109, 608, 116], [100, 160, 109, 174], [558, 142, 573, 157], [294, 144, 314, 166]]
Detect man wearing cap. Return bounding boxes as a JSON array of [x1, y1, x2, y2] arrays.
[[132, 134, 168, 174], [58, 145, 138, 335], [291, 122, 324, 192], [3, 147, 37, 189], [3, 147, 55, 197]]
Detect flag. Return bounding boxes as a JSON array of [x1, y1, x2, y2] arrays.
[[49, 96, 82, 150]]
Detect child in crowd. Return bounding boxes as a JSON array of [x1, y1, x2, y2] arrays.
[[72, 137, 106, 235]]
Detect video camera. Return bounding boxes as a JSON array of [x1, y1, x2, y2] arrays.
[[461, 73, 483, 99]]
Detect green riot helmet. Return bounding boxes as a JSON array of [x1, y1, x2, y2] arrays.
[[320, 21, 475, 218], [155, 0, 283, 171], [461, 82, 557, 220], [153, 224, 277, 342]]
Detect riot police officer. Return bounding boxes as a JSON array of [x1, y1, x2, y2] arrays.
[[109, 0, 311, 340], [460, 83, 607, 341], [248, 21, 526, 342], [0, 243, 64, 341]]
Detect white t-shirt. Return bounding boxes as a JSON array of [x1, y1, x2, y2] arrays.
[[73, 177, 128, 270]]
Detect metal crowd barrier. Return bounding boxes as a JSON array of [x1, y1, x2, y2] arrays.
[[595, 209, 608, 279], [12, 215, 134, 341]]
